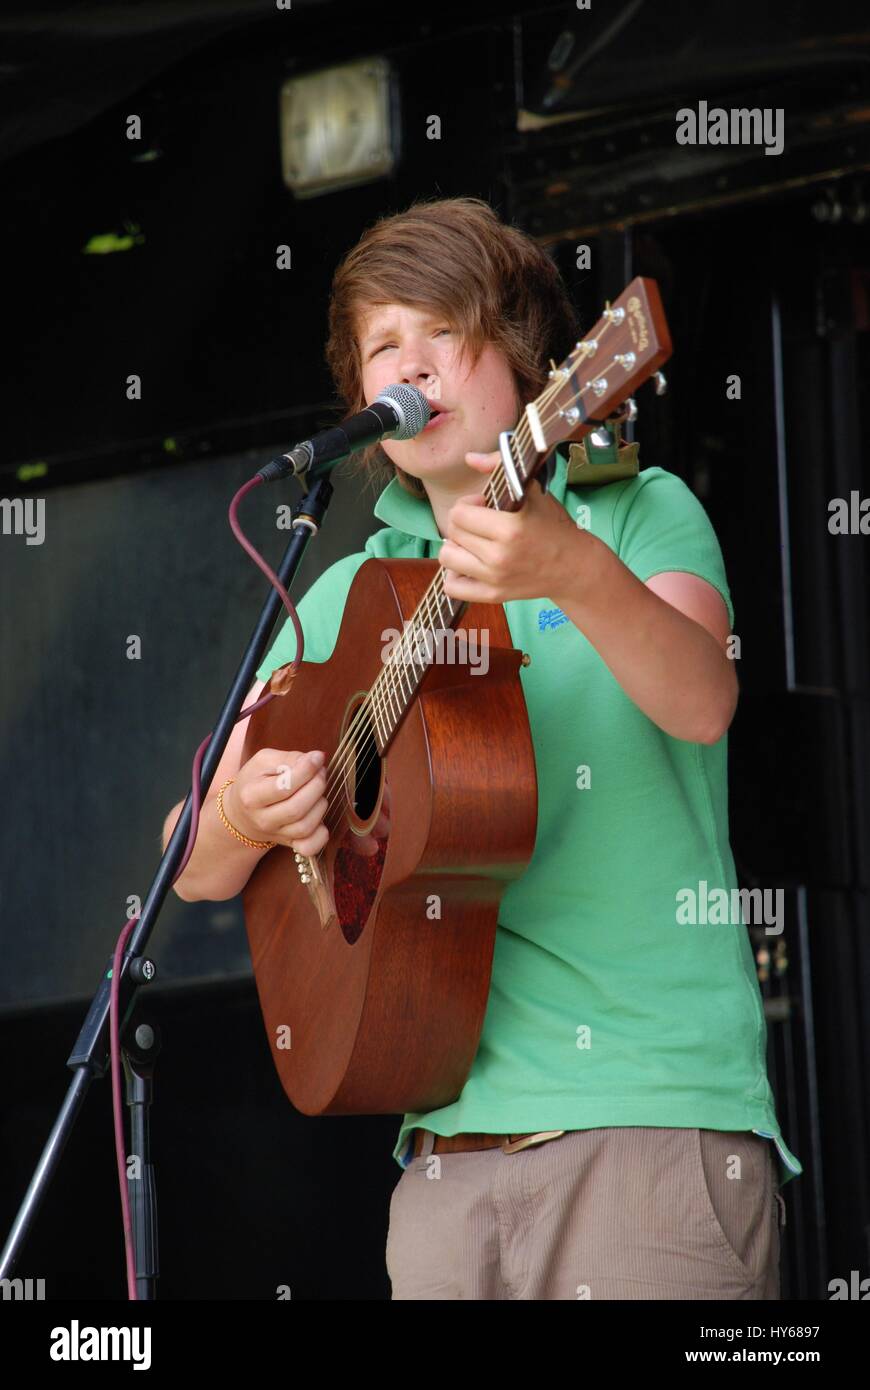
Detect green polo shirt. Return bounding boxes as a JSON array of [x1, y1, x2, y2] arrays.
[[256, 448, 803, 1187]]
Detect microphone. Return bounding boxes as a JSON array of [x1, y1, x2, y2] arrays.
[[259, 384, 431, 482]]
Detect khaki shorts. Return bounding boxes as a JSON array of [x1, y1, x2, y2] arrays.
[[386, 1126, 783, 1300]]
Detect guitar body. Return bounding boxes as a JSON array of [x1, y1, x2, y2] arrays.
[[241, 556, 538, 1117]]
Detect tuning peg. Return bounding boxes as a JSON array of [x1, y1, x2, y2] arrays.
[[609, 399, 637, 426], [653, 371, 667, 396]]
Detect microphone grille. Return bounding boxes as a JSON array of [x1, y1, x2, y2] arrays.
[[376, 384, 431, 439]]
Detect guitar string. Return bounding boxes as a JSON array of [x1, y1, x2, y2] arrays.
[[313, 344, 622, 841]]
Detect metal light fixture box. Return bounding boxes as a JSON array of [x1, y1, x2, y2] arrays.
[[279, 56, 396, 198]]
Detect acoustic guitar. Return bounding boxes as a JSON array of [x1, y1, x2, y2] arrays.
[[241, 277, 671, 1116]]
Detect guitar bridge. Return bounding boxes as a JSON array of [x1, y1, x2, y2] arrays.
[[293, 852, 334, 929]]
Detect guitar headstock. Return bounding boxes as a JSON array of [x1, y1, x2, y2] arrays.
[[530, 277, 672, 451]]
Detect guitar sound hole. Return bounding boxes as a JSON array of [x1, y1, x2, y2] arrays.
[[332, 701, 389, 946], [351, 724, 380, 821]]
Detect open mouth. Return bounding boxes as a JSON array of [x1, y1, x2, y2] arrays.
[[423, 408, 450, 431]]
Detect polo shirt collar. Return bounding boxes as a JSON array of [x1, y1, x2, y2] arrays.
[[372, 476, 443, 542], [372, 445, 570, 542]]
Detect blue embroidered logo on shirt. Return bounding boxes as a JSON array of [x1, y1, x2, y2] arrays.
[[538, 606, 569, 631]]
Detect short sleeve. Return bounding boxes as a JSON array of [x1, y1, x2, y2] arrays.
[[613, 467, 735, 628], [255, 551, 367, 684]]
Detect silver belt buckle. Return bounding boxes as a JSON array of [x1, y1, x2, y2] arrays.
[[502, 1130, 566, 1154]]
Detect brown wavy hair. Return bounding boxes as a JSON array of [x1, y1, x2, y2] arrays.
[[323, 196, 580, 499]]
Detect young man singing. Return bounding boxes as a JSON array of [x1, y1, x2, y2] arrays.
[[173, 195, 802, 1300]]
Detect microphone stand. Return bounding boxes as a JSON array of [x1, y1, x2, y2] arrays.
[[0, 464, 339, 1297]]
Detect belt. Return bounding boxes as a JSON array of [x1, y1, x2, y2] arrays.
[[412, 1128, 567, 1157]]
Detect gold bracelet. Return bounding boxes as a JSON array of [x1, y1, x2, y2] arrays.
[[216, 778, 276, 850]]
